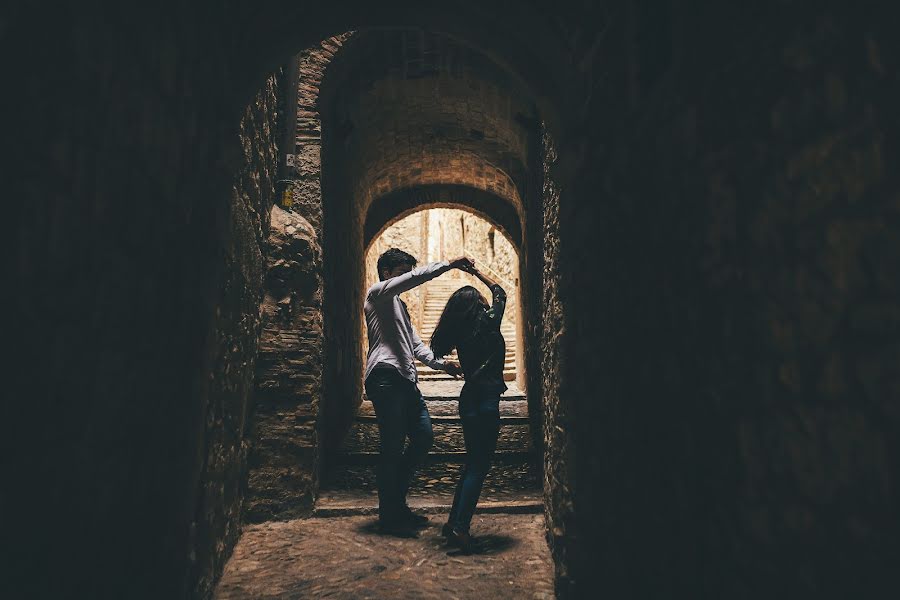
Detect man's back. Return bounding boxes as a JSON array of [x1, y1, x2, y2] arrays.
[[364, 261, 452, 382]]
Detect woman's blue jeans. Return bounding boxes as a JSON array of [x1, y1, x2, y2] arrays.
[[448, 391, 501, 533]]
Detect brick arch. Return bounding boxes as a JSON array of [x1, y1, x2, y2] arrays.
[[312, 29, 548, 487], [232, 4, 578, 145], [317, 30, 537, 216], [363, 184, 523, 251]]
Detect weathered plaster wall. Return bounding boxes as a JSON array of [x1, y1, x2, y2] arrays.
[[427, 208, 518, 289], [365, 208, 519, 335], [365, 211, 429, 333]]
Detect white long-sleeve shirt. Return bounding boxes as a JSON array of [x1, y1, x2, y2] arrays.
[[364, 261, 452, 383]]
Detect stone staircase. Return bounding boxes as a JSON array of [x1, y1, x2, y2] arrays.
[[416, 279, 517, 382], [316, 379, 540, 516]]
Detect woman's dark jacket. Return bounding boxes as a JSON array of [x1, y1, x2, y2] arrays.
[[457, 283, 508, 401]]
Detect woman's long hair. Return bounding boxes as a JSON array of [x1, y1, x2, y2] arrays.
[[429, 286, 487, 358]]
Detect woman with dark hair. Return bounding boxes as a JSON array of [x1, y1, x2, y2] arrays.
[[430, 264, 507, 553]]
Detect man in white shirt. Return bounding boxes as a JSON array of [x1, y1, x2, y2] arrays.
[[364, 248, 473, 533]]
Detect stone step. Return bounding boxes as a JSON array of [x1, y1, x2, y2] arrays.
[[419, 321, 516, 328], [360, 382, 526, 406], [416, 372, 517, 382], [336, 450, 532, 466], [318, 461, 541, 508], [418, 330, 517, 337], [342, 422, 531, 454], [355, 399, 530, 423], [418, 363, 517, 373], [419, 326, 517, 335], [417, 372, 518, 382], [416, 367, 517, 378], [419, 325, 516, 333], [416, 355, 517, 365], [361, 393, 527, 411], [312, 498, 542, 517]]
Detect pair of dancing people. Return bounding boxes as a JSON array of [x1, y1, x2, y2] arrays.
[[364, 248, 508, 553]]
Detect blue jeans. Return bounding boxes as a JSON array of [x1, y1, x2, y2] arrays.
[[448, 389, 501, 533], [365, 369, 434, 521]]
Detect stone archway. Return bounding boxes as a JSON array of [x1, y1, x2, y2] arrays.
[[364, 202, 523, 374], [313, 28, 550, 490], [242, 28, 553, 536], [364, 185, 523, 250]]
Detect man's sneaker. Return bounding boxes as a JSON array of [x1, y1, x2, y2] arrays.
[[377, 517, 418, 537], [399, 506, 429, 527]]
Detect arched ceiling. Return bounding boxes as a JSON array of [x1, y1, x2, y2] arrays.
[[318, 30, 540, 228], [364, 184, 522, 249], [230, 2, 585, 144]]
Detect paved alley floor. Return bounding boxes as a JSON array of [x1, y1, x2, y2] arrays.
[[214, 513, 554, 600]]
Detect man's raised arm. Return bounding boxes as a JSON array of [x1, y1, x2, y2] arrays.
[[367, 257, 475, 302], [367, 261, 451, 302]]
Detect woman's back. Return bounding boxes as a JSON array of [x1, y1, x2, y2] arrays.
[[456, 283, 508, 395]]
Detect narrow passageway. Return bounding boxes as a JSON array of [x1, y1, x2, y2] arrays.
[[216, 205, 547, 598], [319, 208, 538, 511]]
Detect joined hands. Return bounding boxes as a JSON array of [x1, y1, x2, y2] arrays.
[[443, 360, 463, 378], [448, 256, 476, 273]]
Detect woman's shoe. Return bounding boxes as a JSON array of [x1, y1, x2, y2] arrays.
[[446, 527, 475, 554]]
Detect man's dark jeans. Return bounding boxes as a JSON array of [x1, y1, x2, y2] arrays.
[[364, 368, 434, 522], [447, 388, 501, 533]]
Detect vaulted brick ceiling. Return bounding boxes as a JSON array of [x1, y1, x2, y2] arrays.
[[319, 30, 539, 225]]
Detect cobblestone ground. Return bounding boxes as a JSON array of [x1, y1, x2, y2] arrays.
[[214, 513, 554, 600], [217, 379, 547, 598]]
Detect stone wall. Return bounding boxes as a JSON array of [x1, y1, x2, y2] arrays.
[[5, 3, 282, 594], [190, 73, 281, 599], [365, 208, 519, 335], [539, 129, 574, 595], [245, 37, 347, 519], [321, 30, 535, 216], [245, 206, 323, 523], [287, 35, 352, 236], [427, 208, 518, 288], [365, 211, 429, 334]]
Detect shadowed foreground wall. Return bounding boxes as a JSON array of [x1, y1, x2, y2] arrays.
[[4, 6, 281, 596], [190, 74, 280, 597], [559, 3, 900, 597]]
